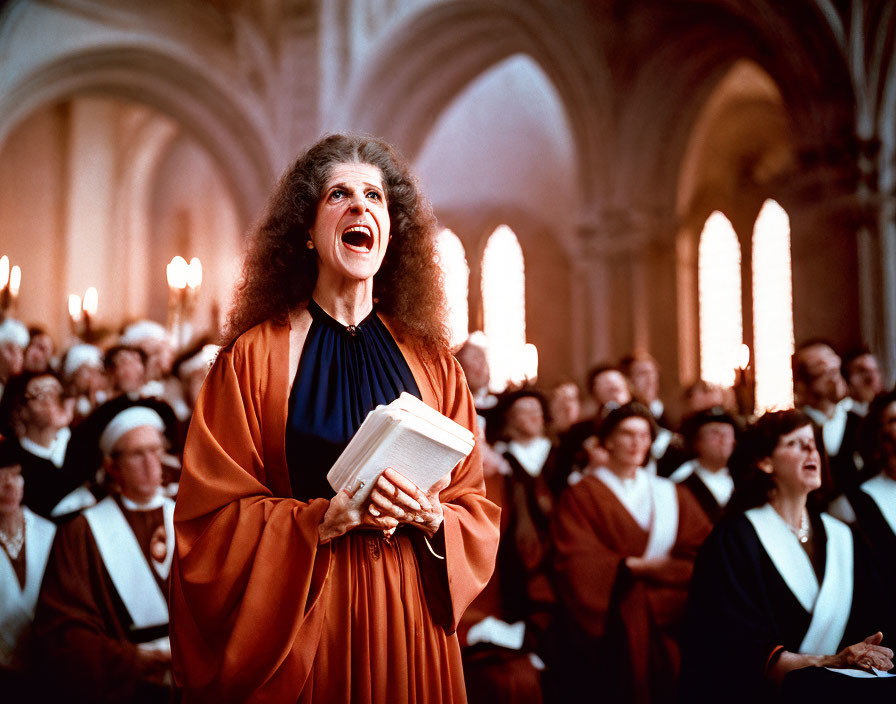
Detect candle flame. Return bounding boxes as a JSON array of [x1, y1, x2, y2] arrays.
[[167, 256, 188, 289], [0, 256, 8, 288], [83, 286, 98, 316], [187, 257, 202, 289], [69, 294, 83, 323], [9, 265, 20, 296]]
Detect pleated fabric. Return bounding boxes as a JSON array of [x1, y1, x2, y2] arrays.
[[171, 309, 500, 703]]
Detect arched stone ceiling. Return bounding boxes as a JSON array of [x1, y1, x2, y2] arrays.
[[336, 0, 613, 213], [414, 54, 578, 258]]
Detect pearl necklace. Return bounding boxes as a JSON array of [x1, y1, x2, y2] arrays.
[[788, 510, 811, 544], [0, 520, 24, 559]]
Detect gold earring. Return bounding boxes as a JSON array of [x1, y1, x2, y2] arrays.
[[306, 239, 315, 250]]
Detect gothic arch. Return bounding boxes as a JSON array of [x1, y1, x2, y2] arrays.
[[0, 34, 274, 225], [336, 0, 613, 208]]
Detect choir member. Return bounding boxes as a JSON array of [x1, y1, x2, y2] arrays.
[[681, 409, 896, 704], [793, 341, 862, 491], [0, 439, 55, 699], [0, 371, 92, 519], [828, 389, 896, 589], [550, 402, 711, 703], [22, 327, 55, 374], [669, 407, 739, 524], [547, 380, 580, 437], [841, 347, 883, 418], [33, 407, 174, 703], [170, 134, 499, 702]]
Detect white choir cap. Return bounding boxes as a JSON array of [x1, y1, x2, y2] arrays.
[[0, 318, 29, 348], [99, 406, 166, 457], [178, 343, 219, 379], [63, 343, 104, 379], [120, 320, 170, 345]]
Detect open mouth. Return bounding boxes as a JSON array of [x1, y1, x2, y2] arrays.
[[803, 462, 818, 472], [341, 225, 374, 252]]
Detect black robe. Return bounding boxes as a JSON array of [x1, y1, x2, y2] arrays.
[[680, 512, 896, 704], [679, 471, 725, 524]]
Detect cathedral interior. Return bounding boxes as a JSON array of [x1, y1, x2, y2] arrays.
[[1, 0, 894, 411]]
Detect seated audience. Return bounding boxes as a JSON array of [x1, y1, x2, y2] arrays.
[[793, 340, 862, 491], [0, 371, 94, 519], [550, 402, 711, 703], [0, 439, 56, 699], [669, 407, 739, 523], [681, 409, 896, 704], [841, 347, 883, 418], [33, 407, 174, 703]]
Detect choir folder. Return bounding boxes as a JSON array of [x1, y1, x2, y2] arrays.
[[327, 392, 476, 504]]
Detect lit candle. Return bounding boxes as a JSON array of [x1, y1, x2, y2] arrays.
[[83, 287, 98, 316], [68, 294, 83, 324], [167, 256, 188, 290], [9, 266, 21, 299], [187, 257, 202, 291], [0, 256, 8, 289]]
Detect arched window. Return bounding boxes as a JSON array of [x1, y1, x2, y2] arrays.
[[481, 225, 526, 392], [434, 228, 470, 349], [752, 199, 795, 412], [698, 211, 743, 388]]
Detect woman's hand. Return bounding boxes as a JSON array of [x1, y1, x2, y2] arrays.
[[318, 487, 399, 544], [824, 632, 894, 673], [769, 632, 894, 684], [367, 468, 449, 538]]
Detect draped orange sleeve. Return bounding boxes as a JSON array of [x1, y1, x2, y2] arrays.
[[170, 316, 500, 703]]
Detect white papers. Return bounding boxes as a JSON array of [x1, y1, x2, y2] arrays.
[[825, 667, 894, 678], [326, 392, 475, 504]]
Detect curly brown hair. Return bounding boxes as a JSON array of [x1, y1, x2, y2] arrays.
[[223, 134, 449, 353]]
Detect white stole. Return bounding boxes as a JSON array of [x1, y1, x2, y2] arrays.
[[83, 496, 173, 630], [860, 473, 896, 536], [642, 476, 679, 560], [0, 508, 56, 666], [746, 504, 853, 655]]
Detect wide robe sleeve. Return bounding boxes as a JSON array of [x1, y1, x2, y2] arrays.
[[396, 341, 502, 632], [170, 320, 333, 702]]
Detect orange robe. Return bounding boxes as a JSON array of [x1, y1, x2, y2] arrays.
[[550, 476, 711, 704], [170, 313, 500, 703]]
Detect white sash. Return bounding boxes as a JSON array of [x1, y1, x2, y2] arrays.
[[746, 505, 853, 655], [0, 508, 56, 666], [83, 496, 172, 630], [861, 473, 896, 536], [643, 476, 679, 560]]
